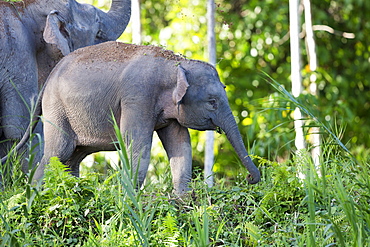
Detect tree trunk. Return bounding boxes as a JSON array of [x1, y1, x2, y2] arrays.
[[303, 0, 320, 169], [289, 0, 306, 153], [205, 0, 216, 187]]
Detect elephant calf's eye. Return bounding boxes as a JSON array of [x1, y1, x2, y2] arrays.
[[208, 99, 218, 110], [96, 30, 105, 40]]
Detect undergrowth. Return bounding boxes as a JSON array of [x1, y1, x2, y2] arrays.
[[1, 135, 369, 246]]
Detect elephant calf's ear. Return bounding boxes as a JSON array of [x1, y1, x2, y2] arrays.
[[173, 66, 189, 105], [43, 11, 71, 56]]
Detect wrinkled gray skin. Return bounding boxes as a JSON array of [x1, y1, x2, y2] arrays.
[[35, 42, 261, 195], [0, 0, 131, 175]]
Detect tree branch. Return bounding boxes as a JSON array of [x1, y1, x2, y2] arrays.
[[312, 24, 355, 39], [277, 24, 355, 46]]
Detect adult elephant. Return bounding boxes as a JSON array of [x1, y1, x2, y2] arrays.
[[0, 0, 131, 175]]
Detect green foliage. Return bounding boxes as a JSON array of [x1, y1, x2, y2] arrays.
[[1, 141, 370, 245], [1, 158, 116, 245], [211, 0, 370, 153]]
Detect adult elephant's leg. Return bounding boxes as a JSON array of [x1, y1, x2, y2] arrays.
[[156, 122, 192, 195], [0, 83, 41, 173], [0, 55, 42, 172]]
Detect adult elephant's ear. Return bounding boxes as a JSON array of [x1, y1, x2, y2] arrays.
[[43, 11, 71, 56], [173, 65, 189, 105]]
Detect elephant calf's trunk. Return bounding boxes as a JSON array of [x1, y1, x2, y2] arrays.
[[217, 112, 261, 184], [229, 132, 261, 184], [243, 156, 260, 184]]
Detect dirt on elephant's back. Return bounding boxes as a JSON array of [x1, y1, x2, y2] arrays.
[[72, 41, 188, 64]]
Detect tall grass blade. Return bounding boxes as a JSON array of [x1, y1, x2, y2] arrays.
[[108, 112, 157, 246], [261, 72, 351, 154]]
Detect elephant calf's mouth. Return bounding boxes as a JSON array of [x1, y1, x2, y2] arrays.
[[188, 121, 217, 131], [216, 126, 224, 134]]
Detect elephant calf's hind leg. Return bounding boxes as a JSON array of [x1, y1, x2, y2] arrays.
[[64, 148, 91, 177], [34, 122, 77, 181]]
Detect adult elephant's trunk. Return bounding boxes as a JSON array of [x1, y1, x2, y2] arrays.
[[214, 105, 261, 184], [103, 0, 131, 40]]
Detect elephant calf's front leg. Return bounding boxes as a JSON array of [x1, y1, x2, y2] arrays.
[[156, 122, 192, 195]]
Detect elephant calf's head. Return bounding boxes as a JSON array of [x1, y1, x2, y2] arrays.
[[172, 62, 261, 184]]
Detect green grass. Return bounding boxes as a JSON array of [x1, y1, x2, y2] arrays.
[[1, 131, 369, 246], [1, 78, 369, 246]]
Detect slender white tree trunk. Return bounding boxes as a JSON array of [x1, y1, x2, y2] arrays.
[[303, 0, 320, 168], [205, 0, 216, 187], [131, 0, 141, 44], [289, 0, 306, 152]]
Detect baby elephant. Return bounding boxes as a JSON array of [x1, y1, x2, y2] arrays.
[[35, 41, 260, 194]]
